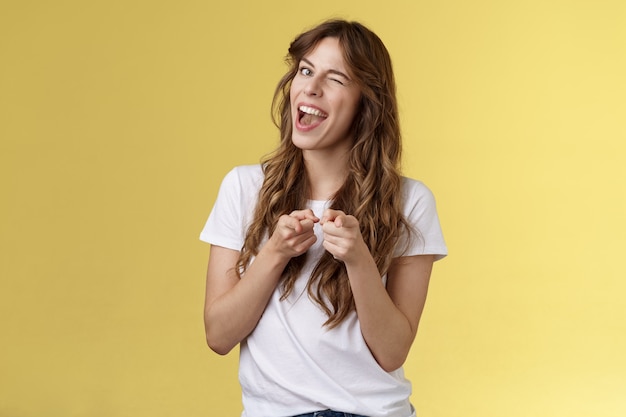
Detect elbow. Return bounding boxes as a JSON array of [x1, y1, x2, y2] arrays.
[[207, 342, 233, 356], [204, 309, 236, 355], [373, 346, 411, 372], [205, 331, 237, 356], [378, 356, 407, 373], [376, 327, 420, 372], [206, 336, 235, 356], [205, 319, 239, 355]]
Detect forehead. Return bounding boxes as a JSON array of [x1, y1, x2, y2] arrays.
[[301, 37, 348, 69]]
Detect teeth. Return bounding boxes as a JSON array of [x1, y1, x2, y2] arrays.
[[299, 105, 327, 118]]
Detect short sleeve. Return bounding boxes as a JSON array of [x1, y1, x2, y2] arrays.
[[199, 165, 263, 251], [394, 178, 448, 260]]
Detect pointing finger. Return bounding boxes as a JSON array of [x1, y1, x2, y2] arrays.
[[321, 209, 345, 224]]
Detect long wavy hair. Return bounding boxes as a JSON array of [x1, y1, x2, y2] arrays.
[[237, 19, 412, 327]]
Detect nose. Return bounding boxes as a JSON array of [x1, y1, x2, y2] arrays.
[[304, 76, 322, 97]]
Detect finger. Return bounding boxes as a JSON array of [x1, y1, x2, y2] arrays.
[[290, 209, 320, 223], [322, 216, 360, 241], [299, 218, 317, 232], [321, 218, 348, 236], [278, 214, 303, 234], [336, 214, 359, 229], [334, 214, 344, 228], [292, 233, 317, 254], [321, 209, 344, 224], [287, 223, 317, 246]]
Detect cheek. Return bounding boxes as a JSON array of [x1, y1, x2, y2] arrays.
[[290, 77, 304, 95], [289, 81, 304, 109], [342, 98, 360, 125]]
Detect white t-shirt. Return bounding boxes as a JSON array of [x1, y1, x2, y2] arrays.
[[200, 165, 447, 417]]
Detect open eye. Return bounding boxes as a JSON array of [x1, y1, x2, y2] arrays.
[[299, 67, 312, 76]]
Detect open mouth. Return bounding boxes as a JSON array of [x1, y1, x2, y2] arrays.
[[298, 105, 328, 127]]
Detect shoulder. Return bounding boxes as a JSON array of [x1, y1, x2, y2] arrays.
[[224, 164, 264, 180], [398, 176, 441, 227], [221, 164, 264, 188], [396, 176, 448, 259], [400, 177, 436, 206]]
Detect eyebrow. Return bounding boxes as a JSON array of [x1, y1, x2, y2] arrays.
[[301, 58, 351, 81]]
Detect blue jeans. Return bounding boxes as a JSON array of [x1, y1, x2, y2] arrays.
[[291, 411, 368, 417]]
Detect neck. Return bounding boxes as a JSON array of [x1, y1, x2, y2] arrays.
[[302, 150, 349, 201]]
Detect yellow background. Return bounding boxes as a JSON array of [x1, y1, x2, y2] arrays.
[[1, 1, 624, 416]]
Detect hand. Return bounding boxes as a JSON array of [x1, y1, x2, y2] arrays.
[[267, 209, 319, 260], [320, 209, 367, 263]]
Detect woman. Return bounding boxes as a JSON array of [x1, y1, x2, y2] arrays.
[[200, 19, 447, 417]]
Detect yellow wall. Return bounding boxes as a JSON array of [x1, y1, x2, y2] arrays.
[[1, 1, 624, 416]]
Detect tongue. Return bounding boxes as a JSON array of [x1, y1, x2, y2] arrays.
[[301, 113, 324, 126]]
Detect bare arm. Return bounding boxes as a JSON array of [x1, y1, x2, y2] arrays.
[[321, 209, 434, 371], [204, 210, 319, 355], [348, 253, 433, 372]]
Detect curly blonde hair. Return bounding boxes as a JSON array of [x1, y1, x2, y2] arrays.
[[237, 20, 412, 327]]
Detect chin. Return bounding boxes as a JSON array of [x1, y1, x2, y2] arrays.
[[291, 136, 313, 151]]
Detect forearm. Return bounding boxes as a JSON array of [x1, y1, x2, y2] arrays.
[[204, 245, 289, 354], [205, 212, 319, 355], [344, 254, 416, 371]]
